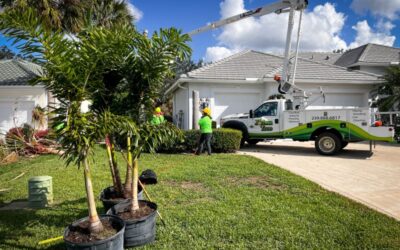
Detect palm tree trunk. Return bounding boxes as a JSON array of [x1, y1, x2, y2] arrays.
[[84, 156, 103, 233], [105, 135, 117, 189], [131, 158, 139, 211], [105, 135, 124, 197], [110, 141, 124, 197], [124, 136, 133, 198]]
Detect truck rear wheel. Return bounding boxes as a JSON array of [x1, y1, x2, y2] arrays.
[[315, 132, 342, 155]]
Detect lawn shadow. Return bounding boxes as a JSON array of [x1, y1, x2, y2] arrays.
[[241, 143, 373, 159], [0, 198, 87, 250]]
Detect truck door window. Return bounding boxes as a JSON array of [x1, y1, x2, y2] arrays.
[[254, 102, 278, 117]]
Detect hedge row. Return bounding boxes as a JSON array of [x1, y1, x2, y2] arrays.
[[160, 128, 242, 153]]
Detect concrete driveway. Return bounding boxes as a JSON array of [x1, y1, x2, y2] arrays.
[[239, 140, 400, 220]]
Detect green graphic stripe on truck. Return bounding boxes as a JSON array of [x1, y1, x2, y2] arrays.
[[249, 120, 393, 142]]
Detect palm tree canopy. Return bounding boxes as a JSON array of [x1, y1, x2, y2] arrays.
[[0, 0, 135, 33], [377, 66, 400, 111]]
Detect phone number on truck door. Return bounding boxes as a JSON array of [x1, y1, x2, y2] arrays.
[[311, 116, 341, 121]]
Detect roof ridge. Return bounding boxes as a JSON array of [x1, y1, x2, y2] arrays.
[[187, 50, 251, 76], [358, 43, 372, 62], [368, 43, 400, 50], [256, 50, 380, 78], [0, 59, 15, 64], [12, 59, 36, 77], [297, 54, 381, 78]]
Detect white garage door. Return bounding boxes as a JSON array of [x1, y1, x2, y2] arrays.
[[311, 93, 366, 107], [0, 101, 35, 134], [214, 92, 261, 125]]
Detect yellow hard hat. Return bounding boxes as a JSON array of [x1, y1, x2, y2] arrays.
[[203, 107, 211, 115], [155, 107, 161, 113]]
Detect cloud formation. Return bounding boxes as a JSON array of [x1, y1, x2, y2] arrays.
[[204, 0, 398, 62], [351, 0, 400, 20], [205, 0, 347, 62], [126, 2, 143, 22], [349, 20, 396, 48]]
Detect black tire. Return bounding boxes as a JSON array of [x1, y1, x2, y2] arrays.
[[315, 132, 342, 155], [341, 141, 349, 149], [247, 139, 261, 145]]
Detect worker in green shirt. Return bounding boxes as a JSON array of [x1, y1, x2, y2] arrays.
[[151, 107, 165, 125], [196, 107, 212, 155]]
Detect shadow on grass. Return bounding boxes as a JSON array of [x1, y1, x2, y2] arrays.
[[0, 198, 88, 250]]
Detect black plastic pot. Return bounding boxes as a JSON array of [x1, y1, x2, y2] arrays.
[[107, 199, 157, 248], [63, 214, 125, 250], [100, 186, 143, 212]]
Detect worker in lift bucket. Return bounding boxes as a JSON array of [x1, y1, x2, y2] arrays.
[[196, 107, 213, 155], [151, 107, 165, 125]]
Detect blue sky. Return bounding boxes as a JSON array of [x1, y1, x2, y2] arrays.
[[1, 0, 400, 62]]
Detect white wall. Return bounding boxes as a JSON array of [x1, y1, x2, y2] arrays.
[[0, 86, 47, 134], [172, 80, 374, 130], [172, 84, 189, 130], [359, 66, 387, 76], [295, 82, 372, 107], [187, 82, 265, 129]]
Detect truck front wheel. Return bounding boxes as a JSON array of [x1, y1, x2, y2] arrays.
[[247, 139, 262, 145], [315, 132, 342, 155]]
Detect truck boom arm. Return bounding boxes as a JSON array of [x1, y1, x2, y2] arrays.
[[187, 0, 308, 94]]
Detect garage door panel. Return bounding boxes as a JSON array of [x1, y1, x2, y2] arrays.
[[311, 93, 365, 107], [0, 101, 35, 134], [214, 92, 261, 123]]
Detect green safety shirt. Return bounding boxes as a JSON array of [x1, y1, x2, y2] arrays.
[[198, 116, 212, 134], [151, 114, 165, 125]]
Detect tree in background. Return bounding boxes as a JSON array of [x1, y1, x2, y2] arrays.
[[0, 45, 15, 59], [376, 66, 400, 111], [0, 0, 134, 33]]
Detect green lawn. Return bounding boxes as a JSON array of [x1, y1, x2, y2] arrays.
[[0, 148, 399, 249]]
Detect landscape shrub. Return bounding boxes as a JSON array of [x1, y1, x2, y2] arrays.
[[211, 128, 242, 153], [159, 128, 242, 153]]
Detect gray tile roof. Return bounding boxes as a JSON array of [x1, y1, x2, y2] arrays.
[[334, 43, 400, 67], [186, 50, 380, 82], [297, 52, 342, 65], [0, 59, 42, 86]]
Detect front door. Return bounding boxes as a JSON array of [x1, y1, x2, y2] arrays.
[[248, 101, 280, 138]]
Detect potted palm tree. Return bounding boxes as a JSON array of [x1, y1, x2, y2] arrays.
[[0, 8, 135, 248], [105, 28, 191, 247], [108, 122, 182, 247]]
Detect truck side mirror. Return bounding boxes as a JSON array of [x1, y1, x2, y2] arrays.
[[249, 110, 254, 118]]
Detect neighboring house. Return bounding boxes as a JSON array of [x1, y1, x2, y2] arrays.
[[167, 50, 382, 130], [0, 59, 48, 134], [334, 43, 400, 76]]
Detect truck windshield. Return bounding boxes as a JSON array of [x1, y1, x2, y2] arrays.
[[254, 102, 278, 117]]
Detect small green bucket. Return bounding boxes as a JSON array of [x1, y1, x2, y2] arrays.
[[28, 176, 53, 208]]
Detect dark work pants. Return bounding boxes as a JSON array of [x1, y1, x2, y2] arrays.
[[196, 133, 212, 155]]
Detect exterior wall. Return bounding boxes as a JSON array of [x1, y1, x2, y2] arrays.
[[172, 84, 189, 130], [296, 82, 372, 107], [0, 86, 47, 134], [359, 66, 387, 76], [187, 82, 265, 129], [172, 80, 374, 130]]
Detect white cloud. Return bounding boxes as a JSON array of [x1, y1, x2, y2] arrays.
[[125, 2, 143, 22], [204, 1, 347, 62], [349, 20, 395, 48], [204, 46, 237, 62], [351, 0, 400, 20]]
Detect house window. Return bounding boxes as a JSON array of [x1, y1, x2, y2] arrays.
[[254, 102, 278, 117]]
